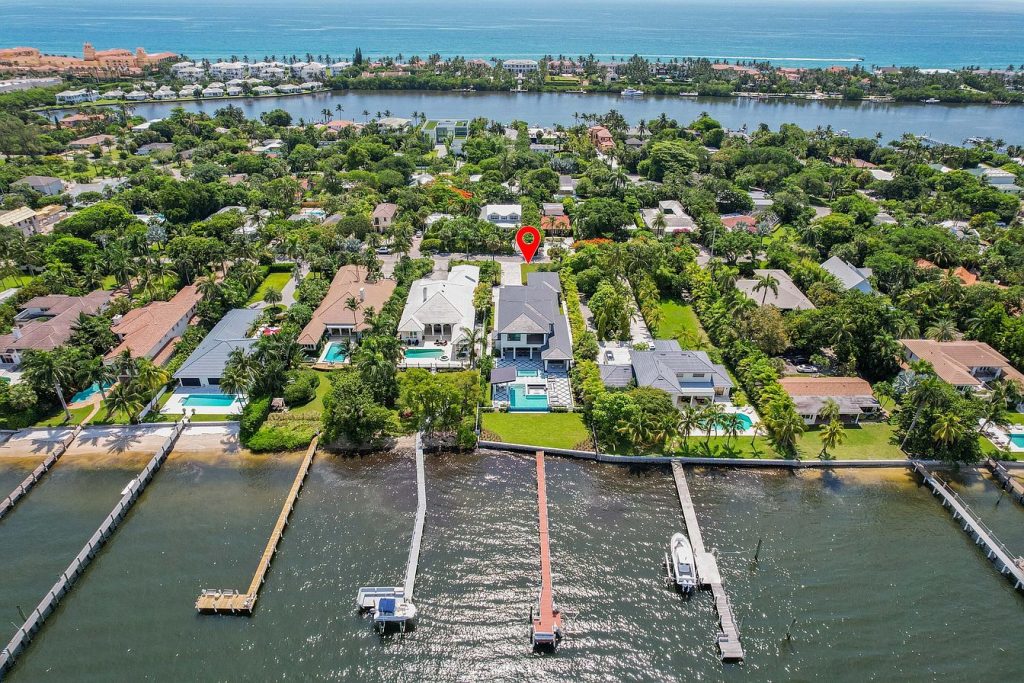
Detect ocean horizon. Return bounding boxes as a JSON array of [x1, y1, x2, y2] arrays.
[[1, 0, 1023, 69]]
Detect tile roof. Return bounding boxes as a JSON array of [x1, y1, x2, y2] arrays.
[[0, 291, 111, 353], [900, 339, 1024, 387], [779, 376, 875, 397], [298, 266, 396, 346], [106, 285, 201, 361]]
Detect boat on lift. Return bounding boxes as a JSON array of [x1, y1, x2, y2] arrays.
[[666, 533, 698, 592]]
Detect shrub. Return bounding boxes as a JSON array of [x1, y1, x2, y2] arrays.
[[419, 238, 442, 253], [239, 396, 271, 445], [283, 370, 320, 407], [268, 262, 296, 273], [247, 423, 317, 452]]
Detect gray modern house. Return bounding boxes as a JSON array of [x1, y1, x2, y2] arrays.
[[173, 309, 260, 388], [494, 272, 573, 371], [599, 340, 733, 407]]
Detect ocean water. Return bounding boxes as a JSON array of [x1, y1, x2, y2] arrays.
[[2, 450, 1023, 680], [1, 0, 1023, 68]]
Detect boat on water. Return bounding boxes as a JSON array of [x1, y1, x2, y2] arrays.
[[356, 586, 418, 632], [667, 532, 698, 592], [922, 97, 941, 104], [620, 88, 645, 98]]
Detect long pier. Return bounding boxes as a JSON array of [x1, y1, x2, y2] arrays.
[[912, 461, 1024, 592], [355, 433, 427, 630], [986, 458, 1024, 506], [671, 462, 744, 662], [0, 414, 190, 676], [531, 451, 563, 649], [196, 434, 320, 615], [0, 404, 101, 520]]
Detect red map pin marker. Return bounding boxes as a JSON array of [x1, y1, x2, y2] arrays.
[[516, 225, 542, 263]]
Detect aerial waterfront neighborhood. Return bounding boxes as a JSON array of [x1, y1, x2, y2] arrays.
[[1, 8, 1024, 679]]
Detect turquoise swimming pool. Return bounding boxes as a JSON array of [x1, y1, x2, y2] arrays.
[[183, 394, 237, 408], [517, 370, 541, 378], [71, 381, 113, 403], [508, 384, 549, 412], [405, 348, 445, 359], [1010, 433, 1024, 448], [718, 413, 754, 430], [323, 343, 347, 363]]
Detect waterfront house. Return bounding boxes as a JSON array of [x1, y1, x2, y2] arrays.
[[641, 200, 696, 234], [0, 207, 40, 236], [12, 175, 63, 196], [105, 285, 201, 365], [479, 204, 522, 229], [179, 85, 200, 97], [103, 88, 126, 99], [736, 269, 815, 310], [899, 339, 1024, 391], [68, 134, 115, 150], [0, 291, 111, 367], [397, 265, 479, 356], [202, 85, 225, 98], [820, 256, 873, 294], [503, 59, 539, 76], [588, 125, 615, 152], [968, 165, 1022, 194], [779, 376, 881, 424], [298, 266, 396, 350], [599, 340, 733, 408], [494, 272, 572, 371], [372, 203, 398, 232], [153, 86, 177, 100], [276, 84, 301, 95], [54, 88, 98, 105], [252, 85, 275, 96], [377, 117, 412, 130], [209, 61, 247, 80], [173, 309, 260, 388]]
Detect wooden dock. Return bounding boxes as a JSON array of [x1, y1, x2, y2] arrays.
[[532, 451, 563, 649], [913, 461, 1024, 592], [403, 433, 427, 598], [986, 458, 1024, 506], [671, 462, 744, 662], [196, 435, 319, 615]]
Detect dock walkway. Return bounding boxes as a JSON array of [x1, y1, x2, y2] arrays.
[[913, 461, 1024, 592], [404, 433, 427, 598], [986, 458, 1024, 506], [671, 462, 744, 662], [531, 451, 563, 648], [0, 404, 101, 520], [1, 413, 189, 675], [196, 435, 319, 615]]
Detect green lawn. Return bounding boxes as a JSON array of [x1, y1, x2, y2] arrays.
[[794, 422, 904, 460], [520, 263, 540, 283], [0, 274, 35, 289], [33, 404, 95, 428], [101, 275, 118, 289], [481, 412, 592, 450], [1006, 412, 1024, 425], [290, 372, 333, 417], [248, 271, 292, 304], [656, 299, 713, 349]]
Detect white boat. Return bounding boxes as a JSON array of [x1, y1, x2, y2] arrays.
[[356, 586, 418, 631], [620, 88, 645, 98], [922, 97, 941, 104], [668, 533, 698, 592]]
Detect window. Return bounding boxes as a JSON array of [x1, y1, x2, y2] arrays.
[[692, 373, 705, 378], [181, 378, 201, 387], [507, 333, 521, 342], [209, 378, 220, 385]]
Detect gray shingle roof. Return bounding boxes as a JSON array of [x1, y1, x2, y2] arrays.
[[173, 309, 259, 380], [628, 340, 733, 395], [820, 256, 873, 293], [735, 269, 815, 310], [495, 272, 572, 362]]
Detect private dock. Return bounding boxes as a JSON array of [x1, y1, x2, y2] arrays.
[[531, 450, 563, 649], [913, 461, 1024, 592], [1, 414, 190, 676], [355, 432, 427, 631], [986, 458, 1024, 506], [196, 434, 319, 615], [0, 403, 101, 520], [671, 462, 744, 662]]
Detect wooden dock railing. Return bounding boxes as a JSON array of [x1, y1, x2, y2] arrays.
[[196, 434, 320, 615]]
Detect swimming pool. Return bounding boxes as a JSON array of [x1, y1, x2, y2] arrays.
[[517, 370, 541, 378], [1010, 433, 1024, 448], [508, 384, 549, 412], [183, 394, 237, 408], [405, 348, 445, 359], [323, 342, 347, 363], [71, 381, 113, 403], [714, 412, 754, 431]]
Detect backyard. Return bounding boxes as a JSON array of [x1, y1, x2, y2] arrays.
[[248, 270, 293, 305], [656, 298, 713, 349], [481, 412, 591, 450]]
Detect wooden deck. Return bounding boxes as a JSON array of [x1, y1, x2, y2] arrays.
[[532, 451, 562, 648], [196, 435, 319, 615], [403, 433, 427, 598], [986, 458, 1024, 505], [913, 461, 1024, 592], [672, 462, 744, 662]]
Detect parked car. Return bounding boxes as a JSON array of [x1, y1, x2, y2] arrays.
[[795, 364, 819, 374], [375, 246, 392, 254]]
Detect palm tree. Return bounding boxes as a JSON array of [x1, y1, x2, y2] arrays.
[[263, 287, 283, 308], [676, 406, 700, 451], [752, 272, 779, 306], [22, 350, 75, 422], [720, 412, 744, 447], [135, 359, 170, 393], [699, 402, 725, 444], [221, 348, 259, 400], [900, 374, 944, 448], [819, 398, 841, 424], [458, 326, 483, 368], [818, 419, 846, 460], [105, 381, 145, 424], [924, 317, 958, 341], [930, 413, 963, 447], [651, 210, 668, 238]]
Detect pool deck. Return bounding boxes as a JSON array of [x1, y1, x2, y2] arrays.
[[162, 389, 243, 416]]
